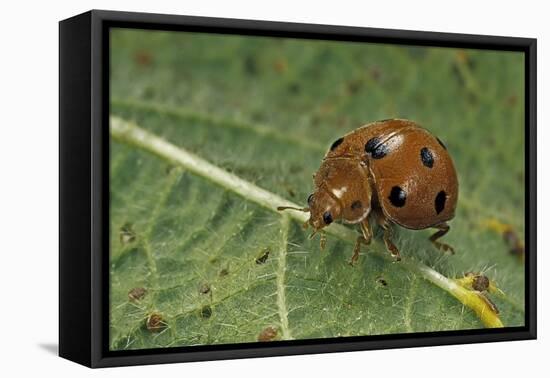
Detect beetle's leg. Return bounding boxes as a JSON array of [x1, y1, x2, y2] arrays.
[[319, 232, 327, 251], [376, 214, 401, 261], [350, 238, 362, 266], [349, 219, 372, 265], [429, 222, 455, 254]]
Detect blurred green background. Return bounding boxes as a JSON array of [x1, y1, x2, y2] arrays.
[[109, 28, 525, 350]]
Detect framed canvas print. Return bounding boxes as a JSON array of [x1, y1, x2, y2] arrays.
[[59, 10, 537, 368]]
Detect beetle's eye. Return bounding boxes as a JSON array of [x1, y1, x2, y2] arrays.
[[307, 193, 314, 206], [323, 211, 333, 225]]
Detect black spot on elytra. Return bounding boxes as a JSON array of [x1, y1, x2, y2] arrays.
[[420, 147, 434, 168], [365, 137, 379, 153], [323, 211, 333, 225], [435, 190, 447, 214], [436, 137, 447, 150], [365, 136, 389, 159], [351, 200, 362, 210], [389, 186, 407, 207], [330, 137, 344, 151]]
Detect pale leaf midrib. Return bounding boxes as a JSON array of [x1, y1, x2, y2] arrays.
[[277, 215, 292, 340]]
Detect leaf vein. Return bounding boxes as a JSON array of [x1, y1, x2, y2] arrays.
[[277, 215, 292, 340]]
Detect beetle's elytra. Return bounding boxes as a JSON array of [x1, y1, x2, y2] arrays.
[[278, 119, 459, 264]]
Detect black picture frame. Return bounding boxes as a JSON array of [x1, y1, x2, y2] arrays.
[[59, 9, 537, 368]]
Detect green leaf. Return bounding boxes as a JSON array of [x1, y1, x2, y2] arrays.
[[109, 30, 525, 350]]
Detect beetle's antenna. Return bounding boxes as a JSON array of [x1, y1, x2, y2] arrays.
[[277, 206, 309, 212], [309, 230, 318, 239]]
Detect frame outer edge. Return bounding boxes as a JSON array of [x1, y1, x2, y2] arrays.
[[528, 38, 537, 339], [90, 8, 535, 48], [90, 9, 107, 368], [78, 9, 537, 368], [59, 11, 93, 367]]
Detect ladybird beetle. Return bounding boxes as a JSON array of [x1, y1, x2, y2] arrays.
[[278, 119, 458, 264]]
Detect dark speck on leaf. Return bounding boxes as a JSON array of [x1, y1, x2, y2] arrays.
[[219, 268, 229, 277], [256, 248, 270, 265], [369, 67, 382, 81], [288, 82, 301, 94], [200, 305, 212, 319], [376, 276, 388, 286], [258, 326, 278, 341], [289, 164, 302, 174], [286, 187, 296, 197], [463, 274, 500, 314], [128, 287, 147, 302], [243, 55, 258, 75], [119, 223, 136, 245], [134, 50, 153, 67], [142, 86, 155, 100], [198, 282, 211, 295], [273, 59, 288, 74], [146, 313, 166, 332], [505, 94, 518, 107], [503, 229, 525, 260], [472, 275, 490, 292], [346, 78, 363, 94]]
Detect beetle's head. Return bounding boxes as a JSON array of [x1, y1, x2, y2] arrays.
[[276, 188, 341, 235], [306, 188, 342, 232]]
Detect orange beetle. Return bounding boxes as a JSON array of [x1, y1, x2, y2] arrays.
[[279, 119, 458, 264]]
